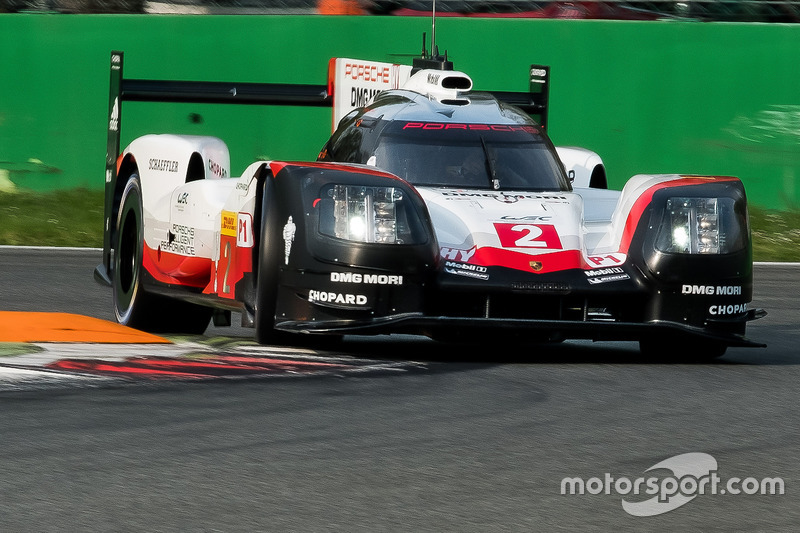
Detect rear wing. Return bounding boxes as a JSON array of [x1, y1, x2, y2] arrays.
[[101, 51, 549, 277], [327, 58, 549, 129]]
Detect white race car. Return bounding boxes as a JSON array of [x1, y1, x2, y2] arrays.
[[95, 48, 764, 358]]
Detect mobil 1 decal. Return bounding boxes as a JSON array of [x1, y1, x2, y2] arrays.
[[584, 266, 630, 285], [444, 261, 489, 281], [440, 246, 489, 280]]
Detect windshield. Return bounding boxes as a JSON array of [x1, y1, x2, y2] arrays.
[[372, 121, 569, 191]]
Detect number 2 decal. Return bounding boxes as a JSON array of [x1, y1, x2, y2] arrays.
[[494, 223, 563, 249], [510, 224, 545, 247], [222, 241, 232, 294]]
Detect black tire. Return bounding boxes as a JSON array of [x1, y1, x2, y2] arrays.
[[113, 174, 211, 334], [254, 176, 285, 344]]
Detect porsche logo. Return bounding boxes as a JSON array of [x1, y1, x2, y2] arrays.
[[530, 261, 543, 272]]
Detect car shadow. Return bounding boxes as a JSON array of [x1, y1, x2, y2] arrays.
[[318, 334, 788, 366]]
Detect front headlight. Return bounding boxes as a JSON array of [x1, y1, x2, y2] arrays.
[[319, 184, 424, 245], [655, 197, 745, 254], [333, 185, 401, 243]]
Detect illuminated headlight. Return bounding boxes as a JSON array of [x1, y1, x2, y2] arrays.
[[655, 197, 744, 254], [324, 185, 410, 244]]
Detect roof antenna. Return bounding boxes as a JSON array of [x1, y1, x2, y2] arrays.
[[412, 0, 453, 73], [431, 0, 436, 59]]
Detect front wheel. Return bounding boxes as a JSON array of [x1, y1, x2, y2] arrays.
[[254, 176, 285, 344], [113, 174, 211, 334]]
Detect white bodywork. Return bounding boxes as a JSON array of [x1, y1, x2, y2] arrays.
[[121, 135, 262, 285], [418, 186, 627, 272], [556, 146, 605, 189], [122, 132, 679, 277]]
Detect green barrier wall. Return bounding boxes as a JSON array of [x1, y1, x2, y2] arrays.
[[1, 14, 798, 209]]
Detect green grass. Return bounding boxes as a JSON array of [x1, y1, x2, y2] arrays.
[[0, 343, 44, 357], [749, 206, 800, 262], [0, 188, 104, 248], [0, 188, 798, 262]]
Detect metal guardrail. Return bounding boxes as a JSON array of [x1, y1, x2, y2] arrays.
[[3, 0, 800, 21], [389, 1, 800, 21], [626, 1, 800, 21]]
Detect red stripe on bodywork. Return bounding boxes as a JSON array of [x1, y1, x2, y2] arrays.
[[143, 245, 212, 288], [269, 160, 406, 181], [470, 247, 583, 274], [203, 234, 253, 298], [618, 176, 739, 254]]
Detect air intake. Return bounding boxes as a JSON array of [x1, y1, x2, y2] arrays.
[[402, 69, 473, 103], [442, 76, 472, 90]]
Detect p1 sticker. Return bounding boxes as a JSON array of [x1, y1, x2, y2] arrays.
[[586, 253, 626, 268], [237, 213, 253, 248]]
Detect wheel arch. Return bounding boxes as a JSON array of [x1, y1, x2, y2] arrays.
[[251, 163, 279, 284], [556, 146, 607, 189], [109, 148, 205, 270], [234, 161, 277, 323], [186, 151, 205, 182], [589, 164, 608, 189], [252, 163, 287, 342], [111, 153, 140, 256]]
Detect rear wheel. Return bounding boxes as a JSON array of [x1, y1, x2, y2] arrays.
[[113, 174, 211, 334]]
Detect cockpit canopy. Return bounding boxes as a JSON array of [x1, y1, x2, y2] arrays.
[[371, 121, 568, 191], [319, 91, 571, 192]]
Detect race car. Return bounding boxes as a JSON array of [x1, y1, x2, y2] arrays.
[[95, 48, 765, 357]]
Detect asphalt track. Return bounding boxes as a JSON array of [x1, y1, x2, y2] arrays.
[[1, 247, 799, 531]]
